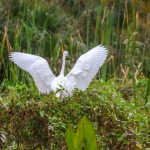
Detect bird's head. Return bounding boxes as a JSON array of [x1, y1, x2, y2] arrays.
[[63, 51, 69, 57]]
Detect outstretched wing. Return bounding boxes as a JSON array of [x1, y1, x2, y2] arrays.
[[10, 52, 55, 94], [66, 45, 108, 90]]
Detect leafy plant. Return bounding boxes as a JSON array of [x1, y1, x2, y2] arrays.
[[66, 116, 98, 150], [0, 79, 149, 149]]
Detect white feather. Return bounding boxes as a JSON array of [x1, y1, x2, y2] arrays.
[[66, 45, 108, 90], [10, 45, 108, 97], [9, 52, 55, 94]]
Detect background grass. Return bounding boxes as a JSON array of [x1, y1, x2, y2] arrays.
[[0, 0, 150, 149], [0, 0, 149, 82]]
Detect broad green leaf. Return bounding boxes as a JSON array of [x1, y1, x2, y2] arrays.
[[82, 116, 98, 150], [66, 126, 75, 150], [73, 119, 84, 150], [74, 116, 98, 150]]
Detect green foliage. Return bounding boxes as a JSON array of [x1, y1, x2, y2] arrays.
[[66, 116, 98, 150], [0, 79, 149, 149]]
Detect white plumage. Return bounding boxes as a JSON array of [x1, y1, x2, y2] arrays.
[[9, 45, 108, 97]]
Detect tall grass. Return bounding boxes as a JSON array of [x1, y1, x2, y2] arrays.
[[0, 0, 149, 83]]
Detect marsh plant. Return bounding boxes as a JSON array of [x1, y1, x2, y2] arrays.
[[0, 0, 149, 83]]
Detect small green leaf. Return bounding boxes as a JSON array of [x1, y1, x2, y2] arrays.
[[39, 110, 45, 117], [135, 141, 143, 149]]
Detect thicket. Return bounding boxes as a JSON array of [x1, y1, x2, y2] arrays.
[[0, 79, 149, 149]]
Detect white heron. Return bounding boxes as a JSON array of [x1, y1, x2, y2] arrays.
[[9, 45, 108, 97]]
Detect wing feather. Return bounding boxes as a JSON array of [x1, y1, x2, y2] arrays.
[[66, 45, 108, 90], [9, 52, 55, 94]]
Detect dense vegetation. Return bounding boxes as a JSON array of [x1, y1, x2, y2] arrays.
[[0, 79, 149, 149], [0, 0, 150, 149], [0, 0, 150, 81]]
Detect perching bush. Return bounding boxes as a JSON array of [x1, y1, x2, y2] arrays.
[[0, 79, 149, 149]]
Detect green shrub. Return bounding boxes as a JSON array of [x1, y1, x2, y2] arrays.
[[0, 79, 149, 149]]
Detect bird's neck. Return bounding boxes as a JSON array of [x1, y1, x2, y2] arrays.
[[60, 53, 66, 76]]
